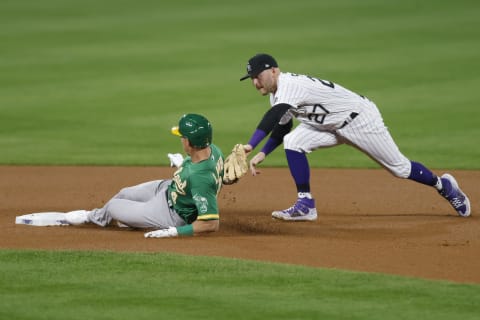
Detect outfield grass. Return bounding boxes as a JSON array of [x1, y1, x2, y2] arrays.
[[1, 1, 480, 319], [1, 250, 479, 320], [1, 0, 479, 167]]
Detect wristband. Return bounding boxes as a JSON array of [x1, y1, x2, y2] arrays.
[[176, 224, 194, 236]]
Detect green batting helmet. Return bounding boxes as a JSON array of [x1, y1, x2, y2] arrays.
[[171, 114, 212, 148]]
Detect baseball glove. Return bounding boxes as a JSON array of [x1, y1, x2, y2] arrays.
[[223, 144, 248, 185]]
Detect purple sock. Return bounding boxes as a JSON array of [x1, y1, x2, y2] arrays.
[[408, 161, 437, 186], [286, 149, 310, 192]]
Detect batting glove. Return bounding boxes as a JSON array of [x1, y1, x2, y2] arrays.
[[167, 153, 184, 168], [144, 226, 178, 238]]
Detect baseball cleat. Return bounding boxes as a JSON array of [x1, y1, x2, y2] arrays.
[[64, 210, 90, 225], [272, 198, 318, 221], [439, 174, 471, 217]]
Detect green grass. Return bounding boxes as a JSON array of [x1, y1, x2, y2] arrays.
[[1, 2, 480, 319], [0, 0, 479, 168], [1, 250, 479, 320]]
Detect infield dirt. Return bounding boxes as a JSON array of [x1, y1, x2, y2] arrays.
[[1, 166, 479, 283]]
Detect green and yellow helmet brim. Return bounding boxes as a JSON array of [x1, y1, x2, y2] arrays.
[[171, 126, 182, 137], [173, 114, 212, 148]]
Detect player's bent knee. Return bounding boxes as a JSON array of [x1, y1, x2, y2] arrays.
[[283, 133, 305, 152], [116, 187, 131, 198], [386, 164, 411, 179]]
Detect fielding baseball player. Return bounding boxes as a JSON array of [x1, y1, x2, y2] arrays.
[[17, 114, 225, 238], [238, 53, 471, 221]]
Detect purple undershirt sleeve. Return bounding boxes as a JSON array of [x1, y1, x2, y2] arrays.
[[260, 137, 282, 155], [248, 129, 267, 149]]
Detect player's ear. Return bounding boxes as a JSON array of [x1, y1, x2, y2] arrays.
[[271, 67, 280, 77]]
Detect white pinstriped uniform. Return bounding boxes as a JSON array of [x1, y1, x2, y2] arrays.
[[273, 72, 411, 178]]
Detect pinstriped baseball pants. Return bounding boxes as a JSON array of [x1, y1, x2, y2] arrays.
[[283, 101, 411, 178]]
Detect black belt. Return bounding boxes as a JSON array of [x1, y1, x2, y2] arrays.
[[340, 112, 359, 129]]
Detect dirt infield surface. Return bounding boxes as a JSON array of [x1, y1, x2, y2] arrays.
[[1, 166, 478, 284]]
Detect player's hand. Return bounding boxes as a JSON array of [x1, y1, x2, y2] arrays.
[[144, 226, 178, 238], [249, 152, 265, 176], [243, 144, 253, 155], [167, 153, 184, 168]]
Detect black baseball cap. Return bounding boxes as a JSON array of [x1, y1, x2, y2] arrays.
[[240, 53, 278, 81]]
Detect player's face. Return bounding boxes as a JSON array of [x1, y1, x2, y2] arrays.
[[252, 69, 277, 95]]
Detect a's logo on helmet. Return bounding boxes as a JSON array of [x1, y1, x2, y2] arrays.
[[246, 63, 252, 73]]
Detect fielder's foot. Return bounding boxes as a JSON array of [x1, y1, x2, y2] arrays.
[[272, 198, 317, 221], [64, 210, 90, 225], [439, 174, 471, 217]]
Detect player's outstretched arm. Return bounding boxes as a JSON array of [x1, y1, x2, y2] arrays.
[[144, 219, 219, 238], [192, 219, 219, 233]]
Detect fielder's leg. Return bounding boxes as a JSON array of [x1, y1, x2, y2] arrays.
[[338, 103, 470, 217], [271, 125, 339, 221]]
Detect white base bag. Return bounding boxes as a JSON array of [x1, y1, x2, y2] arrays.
[[15, 212, 68, 226]]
